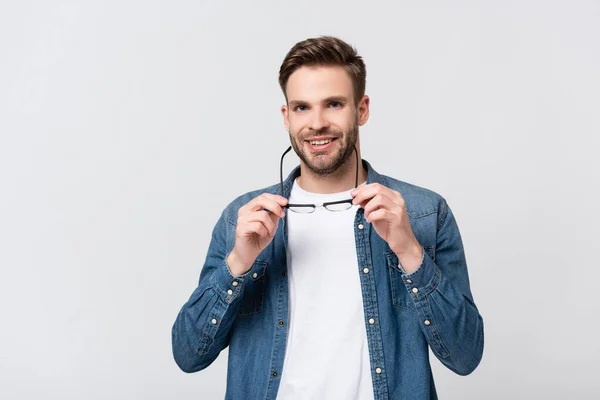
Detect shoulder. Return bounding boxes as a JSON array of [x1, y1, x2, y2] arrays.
[[378, 174, 447, 220]]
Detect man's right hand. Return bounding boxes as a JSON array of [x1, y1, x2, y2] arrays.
[[227, 193, 288, 277]]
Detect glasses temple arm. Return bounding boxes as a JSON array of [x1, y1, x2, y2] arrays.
[[353, 144, 359, 188], [280, 146, 293, 196]]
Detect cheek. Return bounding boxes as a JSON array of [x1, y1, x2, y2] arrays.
[[288, 117, 309, 135], [333, 111, 355, 130], [287, 125, 305, 141]]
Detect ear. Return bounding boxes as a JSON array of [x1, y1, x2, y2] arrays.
[[357, 95, 370, 126], [281, 104, 290, 131]]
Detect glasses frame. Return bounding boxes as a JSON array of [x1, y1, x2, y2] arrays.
[[279, 144, 359, 213]]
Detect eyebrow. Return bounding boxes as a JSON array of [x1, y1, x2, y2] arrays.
[[289, 96, 349, 108]]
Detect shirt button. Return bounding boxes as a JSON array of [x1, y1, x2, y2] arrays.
[[369, 318, 375, 325], [363, 267, 370, 274], [278, 320, 285, 326], [282, 271, 287, 277], [406, 279, 413, 284], [227, 289, 233, 295], [358, 224, 364, 230], [424, 320, 431, 326], [232, 281, 239, 287], [252, 272, 258, 279], [272, 371, 278, 377], [211, 318, 217, 325], [375, 367, 382, 374], [412, 287, 419, 294]]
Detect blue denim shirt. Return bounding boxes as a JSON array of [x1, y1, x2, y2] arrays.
[[172, 160, 484, 399]]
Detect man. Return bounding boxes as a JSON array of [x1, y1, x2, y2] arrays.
[[172, 36, 484, 399]]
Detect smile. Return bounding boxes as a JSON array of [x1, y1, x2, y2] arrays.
[[305, 137, 337, 149]]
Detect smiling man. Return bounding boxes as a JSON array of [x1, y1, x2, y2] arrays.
[[172, 36, 484, 399]]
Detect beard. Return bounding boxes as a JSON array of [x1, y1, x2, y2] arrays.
[[289, 119, 359, 177]]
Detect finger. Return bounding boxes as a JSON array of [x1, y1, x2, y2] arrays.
[[240, 221, 269, 239], [257, 211, 277, 237], [267, 209, 282, 231], [243, 211, 277, 237], [355, 189, 398, 210], [256, 195, 288, 215], [365, 208, 392, 224], [239, 194, 286, 217], [392, 190, 405, 205], [350, 183, 376, 201], [245, 196, 286, 218], [363, 194, 397, 219], [351, 183, 395, 206], [262, 193, 289, 206]]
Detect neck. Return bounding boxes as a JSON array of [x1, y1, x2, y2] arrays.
[[296, 151, 367, 194]]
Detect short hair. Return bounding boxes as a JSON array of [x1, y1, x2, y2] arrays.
[[278, 36, 366, 106]]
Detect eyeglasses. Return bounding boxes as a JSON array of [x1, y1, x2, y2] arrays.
[[279, 144, 359, 214]]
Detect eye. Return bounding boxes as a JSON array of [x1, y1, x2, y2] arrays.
[[329, 101, 342, 108], [293, 105, 307, 112]]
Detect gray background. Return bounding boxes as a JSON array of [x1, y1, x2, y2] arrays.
[[1, 0, 599, 399]]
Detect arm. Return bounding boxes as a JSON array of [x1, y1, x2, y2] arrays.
[[171, 212, 247, 373], [397, 198, 484, 375], [171, 193, 287, 373]]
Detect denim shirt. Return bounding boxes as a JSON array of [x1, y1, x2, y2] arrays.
[[172, 160, 484, 399]]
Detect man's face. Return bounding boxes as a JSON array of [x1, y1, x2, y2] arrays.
[[281, 65, 369, 176]]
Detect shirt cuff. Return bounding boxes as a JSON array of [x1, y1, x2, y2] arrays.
[[388, 247, 441, 297], [210, 254, 248, 303]]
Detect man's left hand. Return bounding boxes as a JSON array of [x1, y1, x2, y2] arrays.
[[351, 183, 423, 273]]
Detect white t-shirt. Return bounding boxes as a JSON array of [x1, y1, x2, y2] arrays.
[[277, 179, 374, 400]]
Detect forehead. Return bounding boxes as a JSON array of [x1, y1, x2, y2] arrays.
[[286, 65, 353, 103]]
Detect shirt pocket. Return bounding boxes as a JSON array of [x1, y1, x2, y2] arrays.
[[237, 260, 267, 316], [386, 246, 435, 310]]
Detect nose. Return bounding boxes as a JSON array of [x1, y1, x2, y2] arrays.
[[308, 108, 329, 133]]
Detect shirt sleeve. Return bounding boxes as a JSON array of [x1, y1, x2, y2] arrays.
[[171, 211, 249, 373], [395, 198, 485, 376]]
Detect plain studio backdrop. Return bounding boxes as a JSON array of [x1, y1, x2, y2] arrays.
[[1, 0, 599, 399]]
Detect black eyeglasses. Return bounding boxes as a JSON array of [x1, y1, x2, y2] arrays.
[[279, 144, 359, 214]]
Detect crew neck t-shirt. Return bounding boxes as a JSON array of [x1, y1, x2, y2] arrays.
[[277, 178, 374, 399]]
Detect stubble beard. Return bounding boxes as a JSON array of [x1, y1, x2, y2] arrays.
[[289, 121, 359, 177]]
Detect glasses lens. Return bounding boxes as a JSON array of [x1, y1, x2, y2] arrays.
[[288, 205, 316, 214], [324, 201, 353, 212]]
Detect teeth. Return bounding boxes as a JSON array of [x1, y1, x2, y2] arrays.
[[310, 139, 331, 145]]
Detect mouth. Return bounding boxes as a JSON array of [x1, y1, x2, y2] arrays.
[[304, 137, 337, 151]]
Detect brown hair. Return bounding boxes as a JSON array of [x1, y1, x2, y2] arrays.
[[278, 36, 366, 105]]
